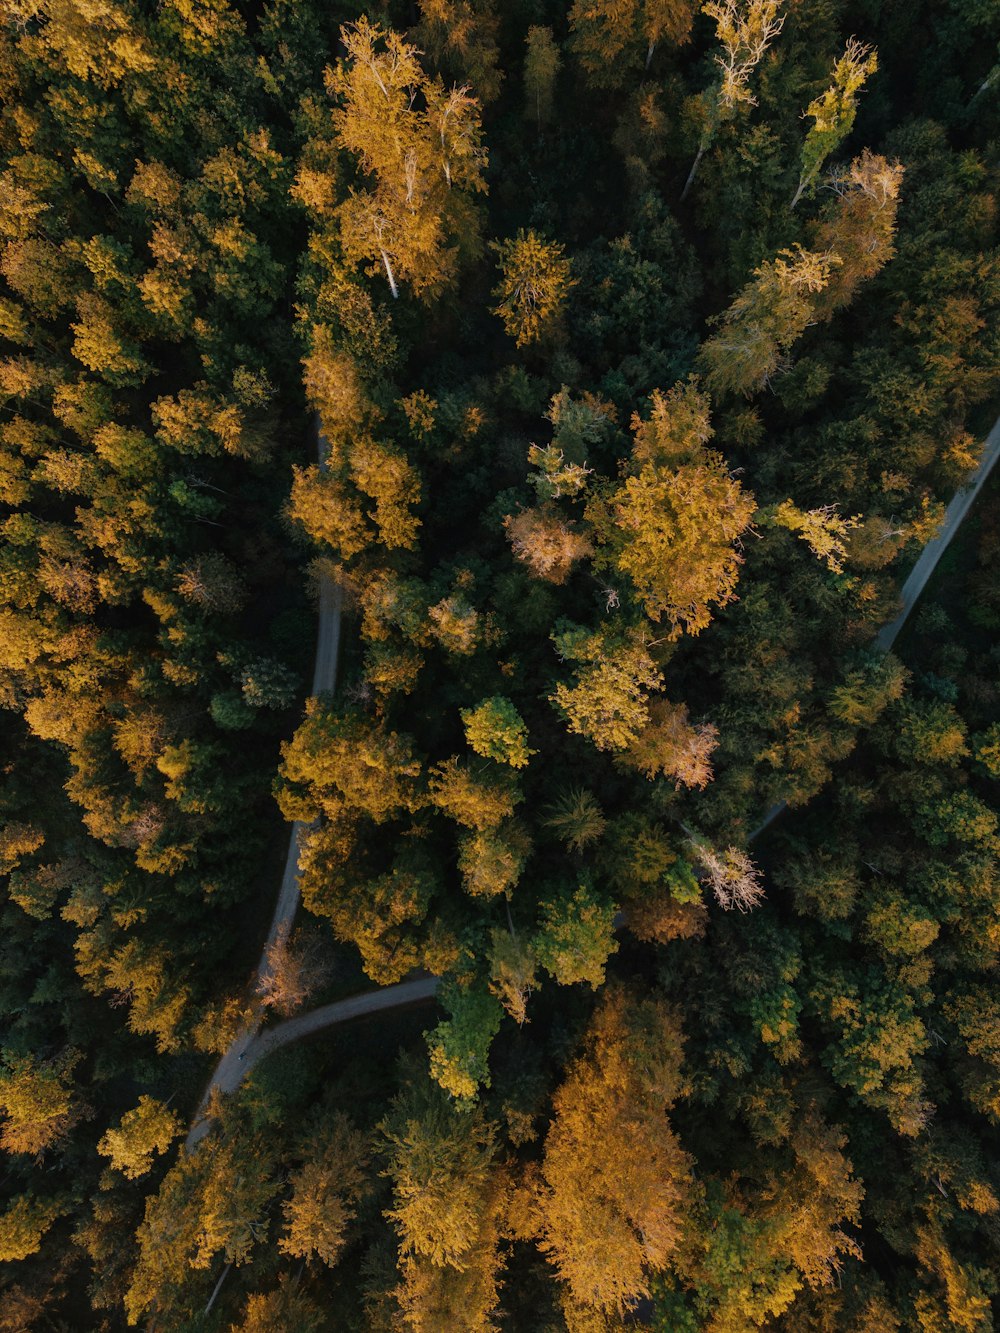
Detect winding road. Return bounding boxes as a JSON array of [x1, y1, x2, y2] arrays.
[[185, 412, 1000, 1144], [186, 424, 346, 1149]]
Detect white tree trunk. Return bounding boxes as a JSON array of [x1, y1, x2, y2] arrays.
[[380, 249, 400, 300], [681, 144, 705, 201]]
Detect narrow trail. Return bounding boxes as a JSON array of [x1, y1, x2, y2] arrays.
[[186, 414, 1000, 1140]]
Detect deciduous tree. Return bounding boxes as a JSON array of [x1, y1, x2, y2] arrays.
[[492, 230, 574, 346], [536, 987, 692, 1316], [331, 19, 487, 298], [792, 39, 878, 208], [97, 1096, 180, 1179], [279, 1114, 369, 1266]]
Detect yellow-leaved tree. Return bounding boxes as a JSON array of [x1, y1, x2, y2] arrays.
[[532, 986, 693, 1319], [586, 380, 756, 635], [330, 18, 488, 299]]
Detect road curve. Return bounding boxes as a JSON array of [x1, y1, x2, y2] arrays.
[[186, 420, 342, 1149], [875, 412, 1000, 651], [231, 977, 439, 1085], [749, 411, 1000, 842], [186, 412, 1000, 1136]]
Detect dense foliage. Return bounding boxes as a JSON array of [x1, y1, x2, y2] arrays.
[[2, 0, 1000, 1327]]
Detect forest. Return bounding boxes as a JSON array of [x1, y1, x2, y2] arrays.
[[2, 0, 1000, 1328]]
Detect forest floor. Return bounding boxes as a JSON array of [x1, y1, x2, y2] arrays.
[[185, 411, 1000, 1144]]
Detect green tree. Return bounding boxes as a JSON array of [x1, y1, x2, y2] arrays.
[[428, 978, 505, 1100], [533, 880, 618, 988], [791, 39, 878, 208], [524, 26, 561, 126]]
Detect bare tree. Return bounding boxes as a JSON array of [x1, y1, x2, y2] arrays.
[[688, 838, 765, 912], [256, 928, 332, 1017]]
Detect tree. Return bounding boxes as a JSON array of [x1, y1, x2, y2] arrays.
[[492, 230, 574, 346], [428, 756, 520, 830], [0, 1049, 80, 1156], [97, 1096, 181, 1179], [681, 0, 786, 199], [812, 150, 904, 315], [0, 1194, 65, 1262], [277, 703, 423, 825], [792, 40, 878, 209], [618, 697, 718, 787], [698, 246, 838, 397], [488, 928, 538, 1025], [461, 696, 535, 768], [550, 622, 664, 752], [414, 0, 504, 104], [381, 1074, 499, 1266], [427, 593, 481, 655], [127, 1135, 281, 1324], [533, 880, 618, 988], [568, 0, 697, 87], [542, 788, 607, 853], [457, 818, 531, 897], [427, 978, 505, 1100], [766, 500, 859, 573], [231, 1278, 325, 1333], [688, 839, 765, 911], [504, 506, 593, 584], [350, 438, 422, 550], [302, 330, 366, 446], [892, 698, 969, 767], [288, 463, 373, 561], [331, 19, 487, 298], [587, 384, 756, 634], [536, 987, 692, 1316], [279, 1114, 369, 1266], [524, 26, 560, 126], [256, 927, 332, 1017]]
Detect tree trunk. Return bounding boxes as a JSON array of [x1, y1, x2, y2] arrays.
[[380, 249, 400, 300], [646, 40, 656, 70], [790, 175, 806, 210], [971, 65, 999, 105], [203, 1263, 232, 1317], [680, 144, 705, 201]]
